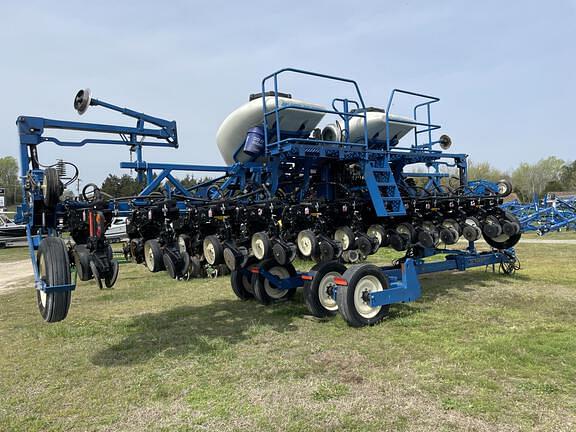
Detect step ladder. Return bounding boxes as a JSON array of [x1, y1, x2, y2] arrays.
[[363, 160, 406, 217]]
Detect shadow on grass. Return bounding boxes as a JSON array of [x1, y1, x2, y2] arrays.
[[91, 299, 300, 367]]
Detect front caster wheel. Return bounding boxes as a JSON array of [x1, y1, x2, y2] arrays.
[[252, 261, 297, 305], [304, 261, 347, 318], [336, 264, 390, 327], [37, 237, 72, 322]]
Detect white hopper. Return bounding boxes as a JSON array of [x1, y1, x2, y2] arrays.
[[216, 94, 327, 165]]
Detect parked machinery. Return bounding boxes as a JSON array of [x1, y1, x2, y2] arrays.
[[17, 68, 522, 325]]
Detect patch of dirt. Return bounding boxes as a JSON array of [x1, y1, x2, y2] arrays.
[[0, 259, 33, 295]]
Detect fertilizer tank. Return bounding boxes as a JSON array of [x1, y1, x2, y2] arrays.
[[216, 92, 327, 165]]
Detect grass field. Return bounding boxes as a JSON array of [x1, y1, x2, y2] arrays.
[[1, 240, 575, 431]]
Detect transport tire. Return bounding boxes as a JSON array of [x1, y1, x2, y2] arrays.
[[144, 239, 164, 272], [230, 257, 258, 300], [297, 230, 318, 258], [336, 264, 390, 327], [334, 226, 355, 250], [43, 167, 63, 208], [104, 259, 119, 288], [37, 237, 72, 323], [303, 261, 346, 318], [252, 261, 297, 305], [251, 232, 272, 260], [203, 235, 224, 265]]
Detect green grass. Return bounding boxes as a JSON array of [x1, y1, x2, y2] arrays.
[[1, 242, 575, 431], [0, 245, 29, 262]]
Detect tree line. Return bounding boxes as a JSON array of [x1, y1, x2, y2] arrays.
[[0, 155, 575, 207]]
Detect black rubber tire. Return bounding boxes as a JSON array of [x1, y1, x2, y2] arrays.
[[73, 245, 93, 281], [336, 264, 390, 327], [334, 226, 356, 250], [163, 253, 177, 279], [251, 231, 272, 260], [304, 261, 347, 318], [230, 257, 258, 300], [497, 179, 513, 197], [104, 259, 119, 288], [189, 256, 203, 278], [177, 234, 191, 254], [43, 168, 63, 208], [144, 239, 164, 272], [36, 237, 72, 322], [297, 230, 318, 258], [483, 212, 522, 250], [180, 251, 190, 276], [252, 260, 297, 305], [90, 260, 103, 289], [203, 235, 224, 265]]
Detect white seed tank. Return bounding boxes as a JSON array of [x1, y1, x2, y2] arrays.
[[346, 108, 415, 144], [216, 94, 327, 165]]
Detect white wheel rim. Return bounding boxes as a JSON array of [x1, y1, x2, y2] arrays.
[[204, 241, 216, 264], [318, 271, 339, 311], [335, 229, 351, 250], [354, 275, 382, 319], [298, 233, 313, 257], [498, 183, 508, 194], [253, 237, 265, 260], [39, 256, 47, 307], [265, 266, 290, 299], [145, 244, 155, 271], [178, 236, 187, 253], [367, 226, 383, 245]]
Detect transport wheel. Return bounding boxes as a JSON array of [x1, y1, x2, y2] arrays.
[[163, 253, 177, 279], [497, 179, 513, 197], [90, 260, 103, 289], [334, 226, 355, 250], [252, 261, 297, 305], [304, 261, 347, 318], [37, 237, 72, 323], [297, 230, 318, 258], [73, 245, 93, 281], [367, 224, 386, 246], [104, 259, 119, 288], [42, 167, 63, 208], [483, 212, 522, 249], [336, 264, 390, 327], [203, 235, 224, 265], [251, 232, 272, 260], [230, 258, 257, 300], [144, 239, 165, 272]]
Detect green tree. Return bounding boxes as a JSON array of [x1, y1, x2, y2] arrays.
[[0, 156, 19, 206], [467, 160, 508, 182], [511, 157, 565, 201]]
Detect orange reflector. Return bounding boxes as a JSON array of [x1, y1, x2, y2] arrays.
[[333, 277, 348, 286], [250, 267, 260, 274], [301, 275, 313, 281]]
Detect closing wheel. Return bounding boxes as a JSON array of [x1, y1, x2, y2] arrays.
[[144, 239, 164, 272], [482, 212, 522, 249], [104, 259, 119, 288], [37, 237, 72, 323], [203, 235, 224, 265], [367, 224, 386, 246], [180, 251, 190, 276], [43, 167, 63, 208], [189, 256, 203, 278], [163, 253, 178, 279], [90, 260, 103, 289], [252, 261, 297, 305], [297, 230, 318, 258], [304, 261, 347, 318], [73, 245, 93, 281], [177, 234, 191, 254], [230, 257, 257, 301], [334, 226, 355, 250], [336, 264, 390, 327]]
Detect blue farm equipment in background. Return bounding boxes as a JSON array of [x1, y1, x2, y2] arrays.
[[502, 194, 576, 235], [16, 68, 522, 326]]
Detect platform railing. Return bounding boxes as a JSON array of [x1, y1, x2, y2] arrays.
[[260, 68, 370, 155]]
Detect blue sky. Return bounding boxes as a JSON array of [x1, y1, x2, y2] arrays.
[[0, 0, 574, 187]]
